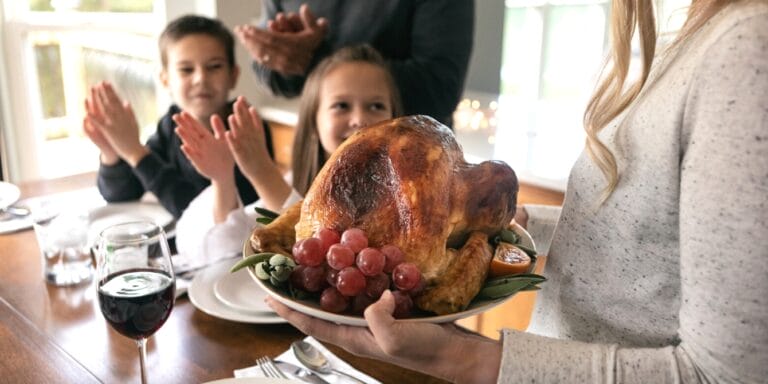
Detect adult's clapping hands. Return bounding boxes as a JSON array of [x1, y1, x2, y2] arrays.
[[235, 3, 328, 76]]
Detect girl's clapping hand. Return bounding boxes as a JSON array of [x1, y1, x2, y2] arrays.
[[174, 111, 234, 183], [224, 96, 272, 180]]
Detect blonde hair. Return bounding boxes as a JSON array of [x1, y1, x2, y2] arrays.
[[291, 45, 404, 195], [583, 0, 733, 202]]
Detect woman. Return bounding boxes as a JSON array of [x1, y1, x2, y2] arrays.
[[268, 0, 768, 382]]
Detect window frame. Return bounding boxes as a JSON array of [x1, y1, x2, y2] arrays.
[[0, 1, 160, 182]]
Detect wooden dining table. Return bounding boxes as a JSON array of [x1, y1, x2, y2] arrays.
[[0, 173, 457, 383], [0, 172, 563, 383]]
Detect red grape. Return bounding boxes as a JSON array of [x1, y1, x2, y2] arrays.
[[294, 237, 325, 267], [351, 294, 375, 315], [392, 262, 421, 291], [391, 290, 413, 318], [336, 267, 366, 297], [320, 287, 348, 313], [340, 228, 368, 253], [325, 268, 339, 287], [315, 228, 340, 254], [326, 244, 355, 270], [356, 248, 385, 276], [408, 277, 426, 297], [365, 273, 390, 299], [289, 265, 306, 290], [301, 265, 326, 292], [380, 244, 404, 273]]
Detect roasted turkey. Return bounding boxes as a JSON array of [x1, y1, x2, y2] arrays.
[[250, 115, 519, 314]]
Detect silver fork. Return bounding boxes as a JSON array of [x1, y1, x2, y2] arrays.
[[257, 356, 289, 379]]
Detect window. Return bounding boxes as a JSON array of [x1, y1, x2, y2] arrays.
[[455, 0, 690, 190], [2, 0, 158, 181]]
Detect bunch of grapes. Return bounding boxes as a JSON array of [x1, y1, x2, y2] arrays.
[[289, 227, 423, 318]]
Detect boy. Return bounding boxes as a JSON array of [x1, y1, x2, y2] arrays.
[[83, 14, 272, 218]]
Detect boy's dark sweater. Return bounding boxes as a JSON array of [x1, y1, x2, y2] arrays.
[[96, 103, 273, 219]]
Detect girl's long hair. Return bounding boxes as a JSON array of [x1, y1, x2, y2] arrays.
[[583, 0, 732, 202], [291, 44, 403, 195]]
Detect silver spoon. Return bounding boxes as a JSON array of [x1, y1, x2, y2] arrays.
[[291, 340, 365, 384], [0, 205, 30, 221]]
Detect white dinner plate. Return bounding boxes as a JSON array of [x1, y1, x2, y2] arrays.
[[203, 378, 299, 384], [245, 223, 537, 327], [88, 201, 174, 244], [0, 181, 20, 210], [214, 266, 273, 313], [188, 258, 286, 324]]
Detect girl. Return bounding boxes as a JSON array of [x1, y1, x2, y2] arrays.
[[269, 1, 768, 383], [175, 44, 403, 263]]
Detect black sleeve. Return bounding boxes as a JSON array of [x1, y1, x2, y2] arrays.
[[131, 152, 206, 219], [130, 116, 207, 219], [96, 158, 145, 202], [389, 0, 475, 125]]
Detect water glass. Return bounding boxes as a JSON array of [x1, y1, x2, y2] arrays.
[[33, 212, 93, 286]]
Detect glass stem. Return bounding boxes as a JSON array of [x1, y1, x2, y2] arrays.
[[136, 337, 148, 384]]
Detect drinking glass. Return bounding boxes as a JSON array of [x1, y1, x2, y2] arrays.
[[95, 221, 175, 384]]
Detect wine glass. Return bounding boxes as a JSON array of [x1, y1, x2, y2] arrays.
[[95, 221, 175, 384]]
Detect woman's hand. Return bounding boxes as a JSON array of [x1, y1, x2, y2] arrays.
[[84, 82, 147, 166], [267, 290, 502, 383]]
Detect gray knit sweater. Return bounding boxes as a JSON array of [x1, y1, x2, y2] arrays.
[[499, 3, 768, 382]]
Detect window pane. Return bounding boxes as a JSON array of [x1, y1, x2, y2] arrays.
[[29, 0, 153, 13], [26, 30, 157, 178], [492, 1, 609, 184], [34, 43, 66, 120], [540, 4, 606, 100], [500, 6, 542, 98], [82, 48, 158, 138]]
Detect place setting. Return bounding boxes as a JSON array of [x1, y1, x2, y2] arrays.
[[184, 255, 286, 324], [231, 336, 378, 384], [6, 181, 177, 288], [0, 182, 175, 239], [0, 180, 40, 234]]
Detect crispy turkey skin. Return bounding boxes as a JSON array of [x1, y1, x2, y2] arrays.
[[251, 115, 518, 314]]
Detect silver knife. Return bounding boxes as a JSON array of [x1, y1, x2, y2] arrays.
[[274, 360, 331, 384]]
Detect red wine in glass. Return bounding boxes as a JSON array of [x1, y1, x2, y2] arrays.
[[98, 268, 174, 340], [95, 221, 175, 384]]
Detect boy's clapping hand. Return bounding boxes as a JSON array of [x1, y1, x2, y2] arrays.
[[83, 95, 118, 165], [83, 82, 148, 166]]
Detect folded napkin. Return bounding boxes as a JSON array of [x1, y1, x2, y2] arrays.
[[234, 336, 381, 384]]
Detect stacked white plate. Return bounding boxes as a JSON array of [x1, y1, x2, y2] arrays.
[[187, 258, 285, 324]]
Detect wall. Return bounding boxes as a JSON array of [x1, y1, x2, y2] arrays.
[[161, 0, 265, 106], [465, 1, 503, 95]]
